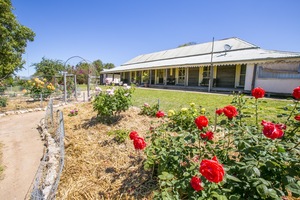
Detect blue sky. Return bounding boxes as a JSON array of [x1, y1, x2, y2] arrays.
[[12, 0, 300, 77]]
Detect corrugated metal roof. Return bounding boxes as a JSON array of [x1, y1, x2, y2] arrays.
[[103, 37, 300, 73], [123, 37, 258, 65]]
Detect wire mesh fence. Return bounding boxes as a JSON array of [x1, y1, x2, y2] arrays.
[[27, 99, 65, 200]]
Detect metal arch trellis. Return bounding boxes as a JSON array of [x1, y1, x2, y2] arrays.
[[63, 56, 98, 102]]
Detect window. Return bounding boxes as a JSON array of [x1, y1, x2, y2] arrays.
[[239, 64, 246, 86], [202, 66, 210, 78], [258, 66, 300, 79], [178, 68, 185, 85]]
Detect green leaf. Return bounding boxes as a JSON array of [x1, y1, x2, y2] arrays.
[[277, 145, 286, 153], [253, 167, 261, 177], [183, 172, 190, 177], [286, 182, 300, 196], [256, 184, 268, 199], [226, 174, 242, 182], [268, 189, 279, 199], [229, 195, 240, 200], [158, 172, 174, 180]]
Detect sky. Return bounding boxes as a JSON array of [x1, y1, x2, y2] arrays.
[[11, 0, 300, 77]]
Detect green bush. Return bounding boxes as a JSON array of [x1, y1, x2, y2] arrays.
[[0, 96, 7, 107], [93, 85, 135, 123], [139, 102, 159, 117], [23, 77, 55, 99]]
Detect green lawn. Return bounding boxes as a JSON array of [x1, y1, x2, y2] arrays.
[[131, 87, 293, 124]]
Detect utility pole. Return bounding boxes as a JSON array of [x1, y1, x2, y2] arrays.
[[208, 37, 215, 92]]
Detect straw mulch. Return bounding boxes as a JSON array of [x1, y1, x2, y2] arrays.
[[57, 102, 158, 200], [0, 97, 61, 113]]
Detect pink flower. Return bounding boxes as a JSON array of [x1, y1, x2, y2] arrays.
[[144, 103, 150, 107]]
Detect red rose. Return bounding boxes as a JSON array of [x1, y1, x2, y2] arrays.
[[223, 105, 238, 119], [194, 116, 209, 130], [252, 87, 265, 99], [295, 115, 300, 121], [200, 156, 225, 183], [133, 137, 146, 150], [200, 131, 214, 140], [190, 176, 204, 191], [129, 131, 139, 140], [216, 108, 223, 115], [156, 110, 165, 118], [292, 86, 300, 99], [261, 120, 285, 140]]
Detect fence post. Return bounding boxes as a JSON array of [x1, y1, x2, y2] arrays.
[[40, 93, 43, 108], [74, 75, 77, 101], [63, 71, 67, 103]]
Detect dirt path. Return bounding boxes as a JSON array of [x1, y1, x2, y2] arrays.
[[0, 111, 45, 200]]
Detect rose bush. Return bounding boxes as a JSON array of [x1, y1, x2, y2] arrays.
[[24, 77, 55, 99], [93, 85, 135, 123], [139, 102, 159, 117], [133, 86, 300, 199]]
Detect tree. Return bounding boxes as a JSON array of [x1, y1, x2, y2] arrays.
[[103, 63, 115, 69], [178, 42, 197, 48], [0, 0, 35, 81], [73, 62, 89, 84], [32, 57, 64, 81], [92, 59, 103, 75]]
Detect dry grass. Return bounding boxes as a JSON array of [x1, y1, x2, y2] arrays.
[[57, 102, 159, 199], [0, 97, 51, 113]]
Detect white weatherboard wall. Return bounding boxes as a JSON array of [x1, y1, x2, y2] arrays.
[[255, 62, 300, 94], [244, 63, 254, 91], [255, 79, 300, 94]]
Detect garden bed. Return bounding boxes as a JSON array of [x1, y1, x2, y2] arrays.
[[57, 102, 159, 199]]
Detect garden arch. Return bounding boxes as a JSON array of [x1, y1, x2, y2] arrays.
[[63, 56, 98, 102]]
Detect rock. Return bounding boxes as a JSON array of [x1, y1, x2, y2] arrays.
[[5, 111, 15, 115]]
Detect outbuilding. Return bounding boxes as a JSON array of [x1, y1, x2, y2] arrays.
[[101, 37, 300, 95]]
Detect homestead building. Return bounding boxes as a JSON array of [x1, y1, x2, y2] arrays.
[[101, 37, 300, 95]]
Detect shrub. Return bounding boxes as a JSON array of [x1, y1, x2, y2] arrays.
[[0, 96, 7, 107], [136, 87, 300, 199], [139, 102, 159, 117], [24, 77, 55, 99], [93, 85, 135, 123], [68, 108, 78, 116], [108, 129, 129, 144]]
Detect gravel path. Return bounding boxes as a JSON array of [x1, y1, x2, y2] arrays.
[[0, 111, 44, 200]]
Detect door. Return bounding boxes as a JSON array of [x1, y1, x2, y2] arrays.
[[216, 65, 236, 87], [188, 67, 199, 86]]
